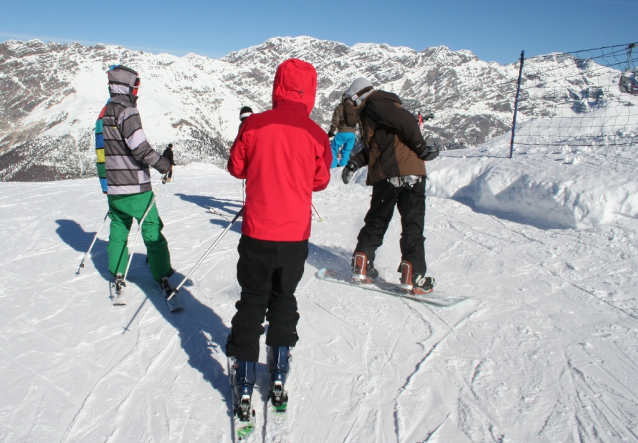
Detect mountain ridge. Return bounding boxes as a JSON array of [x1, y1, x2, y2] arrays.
[[0, 36, 621, 181]]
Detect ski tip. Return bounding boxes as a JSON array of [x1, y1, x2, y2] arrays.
[[167, 301, 183, 312], [236, 422, 255, 440]]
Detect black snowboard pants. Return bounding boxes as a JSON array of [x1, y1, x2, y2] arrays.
[[226, 235, 308, 362], [354, 177, 427, 274]]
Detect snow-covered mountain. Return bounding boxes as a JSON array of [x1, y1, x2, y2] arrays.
[[0, 36, 629, 181]]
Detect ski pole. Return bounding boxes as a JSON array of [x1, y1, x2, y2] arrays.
[[242, 180, 246, 205], [123, 181, 163, 281], [166, 207, 244, 301], [76, 209, 110, 275], [312, 203, 323, 222]]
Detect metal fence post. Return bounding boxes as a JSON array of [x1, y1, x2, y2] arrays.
[[509, 50, 525, 158]]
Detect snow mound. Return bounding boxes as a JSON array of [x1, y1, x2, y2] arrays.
[[427, 136, 638, 229]]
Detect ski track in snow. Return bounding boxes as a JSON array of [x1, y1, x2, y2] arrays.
[[1, 156, 638, 442]]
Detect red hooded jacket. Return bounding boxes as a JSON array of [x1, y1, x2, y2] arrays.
[[227, 59, 332, 241]]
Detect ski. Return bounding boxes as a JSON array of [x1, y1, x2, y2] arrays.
[[317, 268, 467, 306], [264, 397, 290, 441], [158, 274, 183, 312], [269, 381, 288, 413], [263, 353, 291, 441], [165, 293, 182, 312], [228, 358, 258, 442], [109, 275, 126, 306]]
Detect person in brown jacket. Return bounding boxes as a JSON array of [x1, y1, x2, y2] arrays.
[[327, 92, 358, 167], [341, 77, 439, 294]]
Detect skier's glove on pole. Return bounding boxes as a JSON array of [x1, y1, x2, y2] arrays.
[[161, 174, 168, 184], [418, 145, 440, 161], [342, 162, 358, 184]]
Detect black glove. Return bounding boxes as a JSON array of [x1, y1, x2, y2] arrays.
[[342, 162, 358, 184], [328, 130, 335, 138], [418, 146, 439, 161], [423, 112, 435, 121], [161, 175, 168, 184], [155, 155, 171, 175]]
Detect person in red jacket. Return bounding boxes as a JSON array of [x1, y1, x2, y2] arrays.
[[226, 58, 331, 418]]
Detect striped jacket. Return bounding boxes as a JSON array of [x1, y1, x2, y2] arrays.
[[95, 96, 169, 195]]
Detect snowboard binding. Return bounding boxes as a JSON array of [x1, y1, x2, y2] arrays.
[[351, 252, 378, 283]]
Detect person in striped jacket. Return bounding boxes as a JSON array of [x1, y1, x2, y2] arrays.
[[95, 65, 173, 293]]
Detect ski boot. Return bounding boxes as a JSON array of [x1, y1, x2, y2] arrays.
[[159, 275, 176, 297], [230, 359, 257, 422], [399, 260, 435, 295], [352, 252, 378, 283], [159, 274, 182, 312], [267, 346, 291, 410], [111, 273, 126, 305]]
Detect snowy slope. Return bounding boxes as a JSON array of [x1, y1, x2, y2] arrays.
[[1, 122, 638, 442]]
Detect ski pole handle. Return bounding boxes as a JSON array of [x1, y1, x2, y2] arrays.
[[167, 207, 244, 300]]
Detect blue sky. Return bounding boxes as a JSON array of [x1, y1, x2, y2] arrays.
[[1, 0, 636, 65]]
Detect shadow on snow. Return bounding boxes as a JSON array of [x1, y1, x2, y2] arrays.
[[55, 217, 360, 424], [55, 218, 234, 420], [174, 193, 242, 215]]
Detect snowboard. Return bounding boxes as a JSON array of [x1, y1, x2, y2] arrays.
[[317, 268, 467, 307]]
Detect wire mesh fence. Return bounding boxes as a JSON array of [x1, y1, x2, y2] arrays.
[[412, 41, 638, 156], [512, 42, 638, 151]]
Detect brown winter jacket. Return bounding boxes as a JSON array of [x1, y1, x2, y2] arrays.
[[328, 100, 358, 134], [349, 90, 427, 185]]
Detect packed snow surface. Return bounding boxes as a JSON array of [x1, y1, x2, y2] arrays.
[[1, 137, 637, 442]]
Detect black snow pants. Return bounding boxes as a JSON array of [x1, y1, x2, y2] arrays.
[[226, 235, 308, 362], [354, 177, 427, 274]]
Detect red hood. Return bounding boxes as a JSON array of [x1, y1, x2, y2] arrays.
[[272, 58, 317, 116]]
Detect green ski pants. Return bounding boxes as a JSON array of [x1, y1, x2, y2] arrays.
[[107, 191, 172, 282]]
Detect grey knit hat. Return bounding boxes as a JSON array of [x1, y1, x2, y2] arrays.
[[344, 77, 374, 105]]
